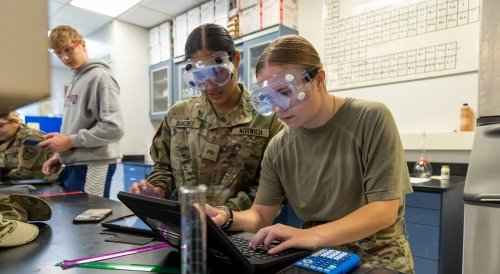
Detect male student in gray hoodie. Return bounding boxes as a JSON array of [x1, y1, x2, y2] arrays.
[[39, 25, 124, 198]]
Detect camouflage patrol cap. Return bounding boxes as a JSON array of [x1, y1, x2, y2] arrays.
[[0, 213, 39, 247], [0, 194, 52, 222]]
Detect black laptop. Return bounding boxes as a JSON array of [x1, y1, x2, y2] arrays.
[[117, 191, 310, 274]]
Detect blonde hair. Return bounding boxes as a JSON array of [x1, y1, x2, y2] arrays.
[[0, 111, 22, 123], [48, 25, 84, 51], [255, 35, 323, 75]]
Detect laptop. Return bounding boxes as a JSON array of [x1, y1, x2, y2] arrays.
[[117, 191, 311, 274]]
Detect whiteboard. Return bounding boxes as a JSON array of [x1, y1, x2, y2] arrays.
[[324, 0, 481, 91]]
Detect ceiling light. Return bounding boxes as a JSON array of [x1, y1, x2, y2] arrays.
[[70, 0, 141, 18]]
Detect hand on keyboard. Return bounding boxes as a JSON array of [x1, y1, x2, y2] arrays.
[[250, 223, 320, 255]]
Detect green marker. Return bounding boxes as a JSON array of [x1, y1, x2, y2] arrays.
[[55, 262, 180, 273]]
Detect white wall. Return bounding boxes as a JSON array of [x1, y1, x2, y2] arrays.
[[297, 0, 478, 134], [17, 66, 71, 117], [297, 0, 476, 163], [108, 20, 157, 156], [50, 66, 72, 115]]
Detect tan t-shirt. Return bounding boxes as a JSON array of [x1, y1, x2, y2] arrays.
[[255, 98, 412, 223]]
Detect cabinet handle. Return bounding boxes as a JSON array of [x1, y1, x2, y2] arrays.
[[480, 198, 500, 203]]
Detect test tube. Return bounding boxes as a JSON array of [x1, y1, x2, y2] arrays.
[[179, 184, 207, 274]]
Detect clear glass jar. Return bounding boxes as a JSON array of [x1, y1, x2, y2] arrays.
[[413, 156, 433, 178]]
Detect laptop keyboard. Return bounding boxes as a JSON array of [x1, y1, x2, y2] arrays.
[[228, 235, 297, 260]]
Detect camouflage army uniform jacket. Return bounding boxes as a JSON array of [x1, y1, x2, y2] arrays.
[[0, 125, 57, 181], [147, 84, 284, 210]]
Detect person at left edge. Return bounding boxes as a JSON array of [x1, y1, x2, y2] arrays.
[[39, 25, 124, 197], [0, 112, 58, 181]]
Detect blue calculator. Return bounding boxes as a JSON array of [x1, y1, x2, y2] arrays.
[[294, 248, 361, 274]]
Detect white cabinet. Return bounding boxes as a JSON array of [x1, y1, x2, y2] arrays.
[[149, 60, 173, 120]]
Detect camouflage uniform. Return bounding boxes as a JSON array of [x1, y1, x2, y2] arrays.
[[148, 84, 284, 210], [0, 194, 51, 247], [0, 125, 58, 181], [0, 194, 52, 222], [303, 219, 415, 274]]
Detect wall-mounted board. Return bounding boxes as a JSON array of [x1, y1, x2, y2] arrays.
[[324, 0, 480, 91]]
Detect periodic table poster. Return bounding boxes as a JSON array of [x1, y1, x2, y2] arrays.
[[324, 0, 480, 91]]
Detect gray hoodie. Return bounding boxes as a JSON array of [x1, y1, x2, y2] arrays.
[[58, 60, 124, 165]]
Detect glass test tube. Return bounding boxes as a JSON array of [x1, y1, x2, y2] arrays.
[[179, 184, 207, 274]]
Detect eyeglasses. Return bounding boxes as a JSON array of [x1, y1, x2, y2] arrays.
[[51, 43, 78, 58]]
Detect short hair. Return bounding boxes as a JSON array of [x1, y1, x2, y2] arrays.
[[0, 111, 22, 123], [184, 23, 235, 59], [255, 35, 323, 75], [48, 25, 84, 51]]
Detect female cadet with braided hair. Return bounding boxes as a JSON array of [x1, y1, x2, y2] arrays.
[[130, 24, 284, 211]]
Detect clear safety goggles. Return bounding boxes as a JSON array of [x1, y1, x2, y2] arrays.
[[249, 67, 319, 116], [184, 51, 235, 91]]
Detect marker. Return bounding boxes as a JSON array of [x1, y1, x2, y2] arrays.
[[57, 242, 169, 269], [35, 191, 84, 198], [55, 262, 180, 273]]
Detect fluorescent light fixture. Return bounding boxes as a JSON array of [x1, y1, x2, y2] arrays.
[[70, 0, 141, 17]]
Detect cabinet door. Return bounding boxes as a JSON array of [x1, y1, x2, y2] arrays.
[[174, 60, 198, 104], [242, 25, 298, 87], [150, 60, 173, 120], [235, 44, 245, 87], [244, 33, 275, 87], [123, 164, 146, 191]]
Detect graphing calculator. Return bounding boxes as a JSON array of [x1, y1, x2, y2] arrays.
[[294, 248, 361, 274]]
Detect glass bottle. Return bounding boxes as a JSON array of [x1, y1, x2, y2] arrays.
[[459, 103, 474, 131], [441, 165, 450, 180], [413, 132, 432, 178], [413, 156, 433, 178]]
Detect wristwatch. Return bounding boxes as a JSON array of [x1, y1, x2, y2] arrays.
[[216, 205, 233, 231]]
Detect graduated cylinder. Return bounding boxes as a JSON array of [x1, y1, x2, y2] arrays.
[[180, 184, 207, 274]]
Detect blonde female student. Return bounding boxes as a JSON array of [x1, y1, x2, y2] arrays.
[[207, 35, 415, 273]]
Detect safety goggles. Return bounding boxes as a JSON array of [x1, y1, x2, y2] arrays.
[[249, 67, 319, 116], [184, 51, 235, 91]]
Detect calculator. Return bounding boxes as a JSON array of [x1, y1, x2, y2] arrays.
[[294, 248, 361, 274]]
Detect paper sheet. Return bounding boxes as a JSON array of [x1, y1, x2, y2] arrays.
[[410, 177, 431, 184]]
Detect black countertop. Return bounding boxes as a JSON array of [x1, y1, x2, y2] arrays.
[[410, 176, 465, 192], [122, 160, 466, 194], [0, 184, 401, 274]]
